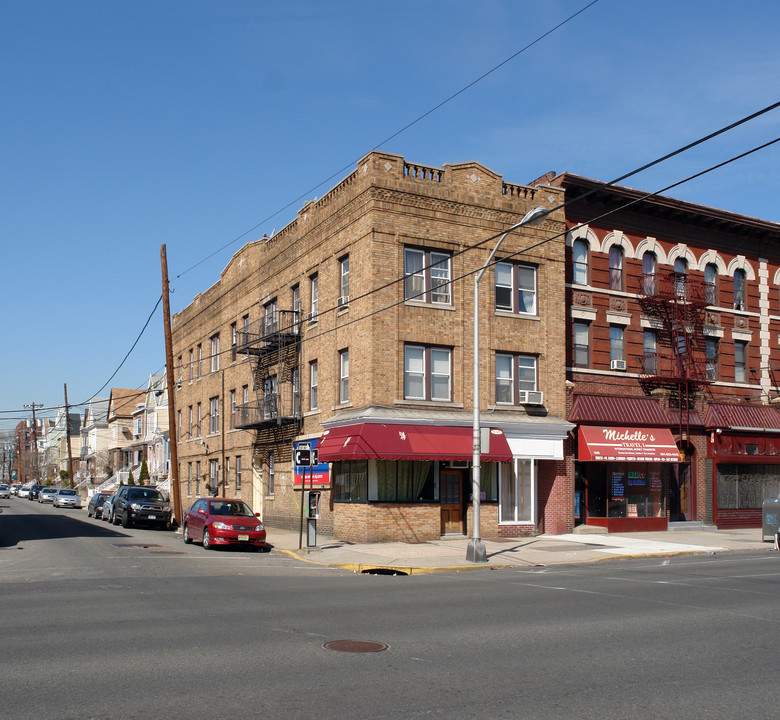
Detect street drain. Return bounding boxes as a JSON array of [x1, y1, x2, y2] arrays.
[[323, 640, 389, 653], [360, 568, 409, 576]]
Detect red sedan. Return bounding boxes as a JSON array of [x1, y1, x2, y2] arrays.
[[183, 498, 266, 551]]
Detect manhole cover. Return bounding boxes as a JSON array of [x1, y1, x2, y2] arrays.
[[323, 640, 389, 653]]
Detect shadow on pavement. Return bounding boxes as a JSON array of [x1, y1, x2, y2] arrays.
[[0, 504, 131, 547]]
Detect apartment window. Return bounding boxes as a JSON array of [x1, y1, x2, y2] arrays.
[[339, 255, 350, 303], [210, 333, 220, 372], [264, 299, 278, 335], [735, 341, 748, 383], [292, 284, 301, 329], [209, 396, 220, 434], [404, 248, 452, 304], [231, 322, 237, 361], [733, 269, 746, 311], [495, 353, 537, 405], [195, 461, 201, 495], [177, 409, 182, 440], [706, 336, 719, 381], [674, 257, 688, 298], [310, 274, 319, 320], [705, 263, 718, 305], [572, 239, 589, 285], [573, 321, 590, 368], [609, 245, 624, 291], [196, 403, 202, 437], [188, 406, 193, 438], [292, 368, 300, 417], [310, 360, 319, 410], [224, 457, 230, 488], [197, 344, 202, 379], [643, 330, 657, 375], [495, 262, 537, 314], [230, 389, 236, 429], [189, 349, 194, 382], [242, 314, 249, 335], [404, 345, 451, 401], [177, 355, 183, 384], [268, 453, 275, 495], [235, 456, 242, 490], [242, 384, 249, 406], [209, 459, 219, 495], [187, 462, 192, 496], [642, 252, 657, 295], [339, 349, 350, 404], [610, 326, 624, 363]]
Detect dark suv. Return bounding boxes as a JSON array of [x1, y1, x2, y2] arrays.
[[112, 486, 171, 530], [28, 483, 45, 500]]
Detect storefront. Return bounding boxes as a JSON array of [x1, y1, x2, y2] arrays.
[[570, 395, 681, 532], [707, 403, 780, 529]]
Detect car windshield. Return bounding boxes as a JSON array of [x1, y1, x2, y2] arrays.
[[127, 488, 164, 501], [58, 489, 77, 496], [209, 501, 253, 517]]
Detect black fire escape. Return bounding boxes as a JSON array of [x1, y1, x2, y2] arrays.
[[234, 309, 302, 447], [637, 271, 713, 440]]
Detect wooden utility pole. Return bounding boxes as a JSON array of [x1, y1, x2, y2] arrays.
[[64, 384, 75, 488], [161, 244, 183, 526]]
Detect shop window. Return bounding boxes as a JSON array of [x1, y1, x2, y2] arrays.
[[500, 460, 533, 523], [495, 261, 537, 314], [404, 247, 452, 305], [375, 461, 436, 502], [333, 460, 368, 502], [717, 463, 780, 509]]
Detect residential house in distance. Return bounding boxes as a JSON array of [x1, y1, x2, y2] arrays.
[[553, 172, 780, 532], [173, 151, 572, 542], [133, 374, 170, 490], [77, 397, 110, 490]]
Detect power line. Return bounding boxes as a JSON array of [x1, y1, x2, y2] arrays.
[[174, 0, 602, 280]]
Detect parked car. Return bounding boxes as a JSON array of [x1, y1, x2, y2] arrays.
[[102, 494, 117, 523], [0, 483, 10, 499], [183, 498, 266, 550], [38, 486, 59, 503], [28, 483, 45, 500], [53, 488, 81, 509], [11, 484, 22, 496], [112, 486, 171, 529], [87, 492, 112, 519], [17, 484, 31, 499]]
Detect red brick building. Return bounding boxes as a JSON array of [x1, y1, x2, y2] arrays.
[[554, 173, 780, 531]]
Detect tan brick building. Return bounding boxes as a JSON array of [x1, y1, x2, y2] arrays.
[[172, 151, 573, 542]]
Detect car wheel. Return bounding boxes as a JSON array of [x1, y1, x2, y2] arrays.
[[121, 511, 132, 529], [183, 524, 193, 544], [112, 511, 120, 525], [87, 508, 93, 518], [203, 529, 212, 550]]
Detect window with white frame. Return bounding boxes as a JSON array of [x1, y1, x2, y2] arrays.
[[404, 248, 452, 304], [264, 299, 278, 335], [495, 353, 537, 405], [268, 453, 275, 495], [642, 252, 657, 295], [339, 349, 349, 404], [339, 255, 349, 303], [235, 456, 242, 490], [495, 262, 537, 314], [310, 274, 319, 320], [704, 263, 718, 305], [572, 239, 588, 285], [195, 461, 201, 495], [735, 340, 748, 383], [231, 322, 237, 360], [187, 462, 192, 496], [404, 345, 451, 401], [209, 459, 219, 495], [706, 336, 719, 381], [196, 403, 202, 437], [310, 360, 318, 410], [609, 245, 624, 291], [643, 330, 657, 375], [610, 325, 624, 363], [209, 396, 219, 434], [224, 457, 230, 488], [500, 459, 533, 523], [733, 269, 746, 311], [573, 321, 590, 368], [189, 349, 194, 382], [188, 406, 193, 438]]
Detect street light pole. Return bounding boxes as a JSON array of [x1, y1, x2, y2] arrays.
[[466, 206, 549, 563]]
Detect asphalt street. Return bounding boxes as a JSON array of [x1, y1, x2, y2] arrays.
[[2, 498, 779, 720]]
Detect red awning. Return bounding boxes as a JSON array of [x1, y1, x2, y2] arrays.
[[317, 423, 512, 462], [578, 426, 679, 463]]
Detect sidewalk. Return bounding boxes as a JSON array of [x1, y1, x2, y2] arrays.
[[267, 525, 775, 574]]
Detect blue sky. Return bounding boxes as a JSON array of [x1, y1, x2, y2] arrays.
[[2, 0, 779, 432]]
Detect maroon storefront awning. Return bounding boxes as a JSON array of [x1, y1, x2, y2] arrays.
[[578, 426, 679, 462], [317, 423, 512, 462]]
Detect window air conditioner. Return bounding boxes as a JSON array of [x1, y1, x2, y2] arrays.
[[337, 295, 349, 307], [611, 359, 627, 371], [518, 391, 544, 405]]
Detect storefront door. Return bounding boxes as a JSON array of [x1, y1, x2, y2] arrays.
[[440, 469, 464, 535]]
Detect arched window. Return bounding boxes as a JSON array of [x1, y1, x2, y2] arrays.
[[704, 263, 718, 305], [674, 257, 688, 298], [572, 239, 588, 285], [609, 245, 624, 291], [642, 251, 657, 294], [733, 268, 746, 311]]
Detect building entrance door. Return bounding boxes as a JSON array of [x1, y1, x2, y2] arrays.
[[440, 469, 464, 535]]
